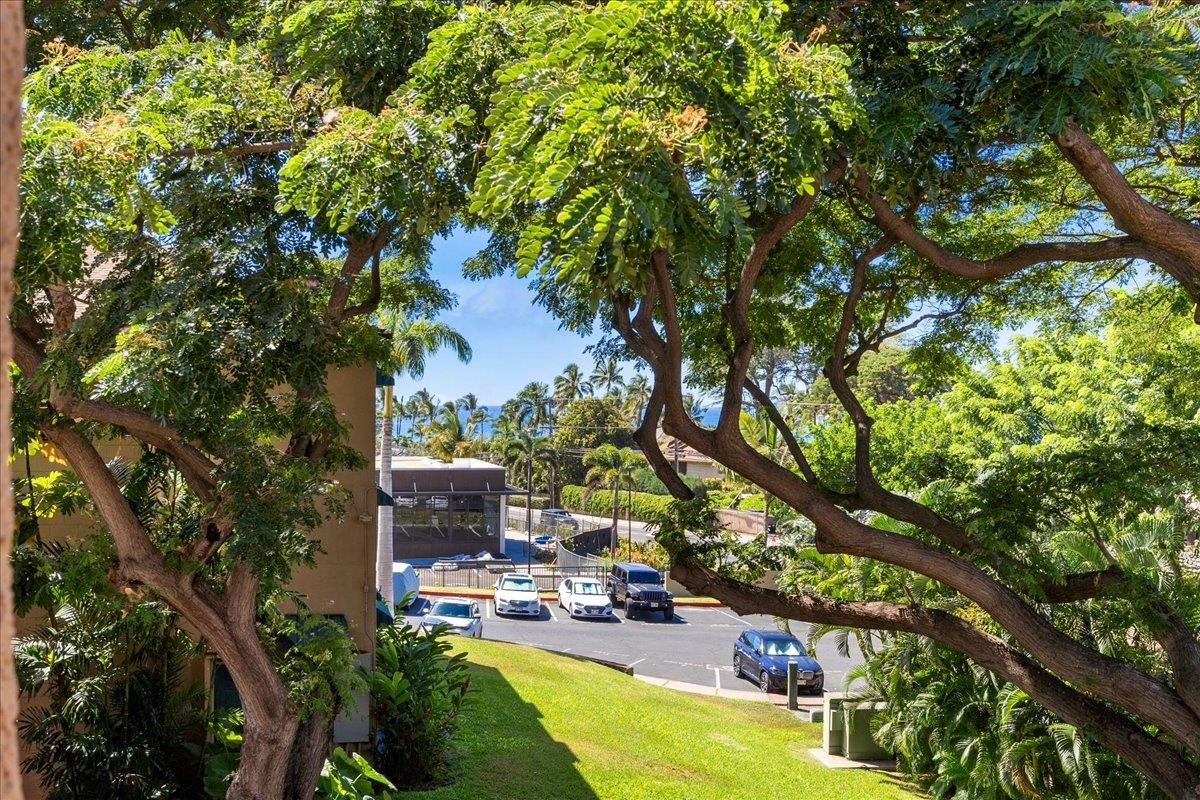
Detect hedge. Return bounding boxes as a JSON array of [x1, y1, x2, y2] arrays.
[[558, 485, 674, 522], [506, 494, 550, 510]]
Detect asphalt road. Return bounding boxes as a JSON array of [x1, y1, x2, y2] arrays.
[[404, 600, 864, 696]]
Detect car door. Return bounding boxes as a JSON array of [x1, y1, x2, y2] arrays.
[[561, 578, 572, 606], [745, 632, 763, 671]]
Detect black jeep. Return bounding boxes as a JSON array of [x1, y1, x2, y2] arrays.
[[607, 562, 674, 620]]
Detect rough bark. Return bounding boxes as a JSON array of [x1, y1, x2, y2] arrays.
[[1, 4, 25, 798], [42, 425, 299, 800], [286, 713, 335, 800]]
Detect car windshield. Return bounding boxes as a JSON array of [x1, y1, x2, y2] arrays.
[[573, 582, 604, 595], [501, 577, 536, 592], [628, 571, 661, 585], [761, 638, 806, 657], [429, 602, 472, 618]]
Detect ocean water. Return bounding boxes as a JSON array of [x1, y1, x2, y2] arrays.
[[387, 403, 720, 439]]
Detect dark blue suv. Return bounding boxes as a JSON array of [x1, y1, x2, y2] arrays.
[[733, 629, 824, 694]]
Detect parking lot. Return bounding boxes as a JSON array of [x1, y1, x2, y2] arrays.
[[404, 599, 864, 696]]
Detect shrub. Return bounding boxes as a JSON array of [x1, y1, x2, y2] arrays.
[[558, 484, 674, 522], [600, 539, 671, 571], [13, 541, 204, 800], [631, 467, 708, 498], [368, 623, 472, 788], [506, 494, 549, 509]]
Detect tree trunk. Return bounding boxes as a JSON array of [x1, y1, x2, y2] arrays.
[[611, 487, 619, 553], [377, 386, 394, 608], [0, 4, 25, 799], [286, 713, 334, 800]]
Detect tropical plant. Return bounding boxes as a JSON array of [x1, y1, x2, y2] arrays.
[[367, 622, 472, 789], [314, 748, 397, 800], [582, 445, 644, 550], [13, 540, 203, 800], [623, 372, 652, 425], [427, 400, 482, 462], [590, 356, 626, 398], [553, 363, 592, 410]]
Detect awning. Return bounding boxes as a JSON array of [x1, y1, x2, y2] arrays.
[[377, 485, 394, 506]]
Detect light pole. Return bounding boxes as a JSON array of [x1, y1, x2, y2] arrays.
[[626, 476, 632, 557], [525, 448, 533, 571]]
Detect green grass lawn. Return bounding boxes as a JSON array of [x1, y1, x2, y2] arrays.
[[401, 638, 920, 800]]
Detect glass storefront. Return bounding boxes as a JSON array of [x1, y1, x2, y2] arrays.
[[392, 493, 504, 549]]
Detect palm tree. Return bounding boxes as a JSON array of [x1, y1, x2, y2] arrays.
[[590, 356, 625, 398], [583, 444, 642, 551], [376, 312, 469, 608], [682, 392, 708, 425], [623, 372, 651, 425], [513, 381, 554, 433], [428, 401, 481, 462], [409, 389, 438, 437], [553, 363, 592, 410], [458, 392, 490, 430]]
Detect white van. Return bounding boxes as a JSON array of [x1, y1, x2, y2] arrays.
[[391, 562, 420, 610]]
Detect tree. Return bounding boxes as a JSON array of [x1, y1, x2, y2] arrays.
[[412, 1, 1200, 794], [550, 396, 634, 486], [553, 362, 592, 411], [623, 372, 651, 426], [427, 401, 482, 462], [583, 445, 642, 551], [376, 313, 470, 609], [510, 381, 554, 434], [590, 356, 626, 398], [13, 3, 461, 797]]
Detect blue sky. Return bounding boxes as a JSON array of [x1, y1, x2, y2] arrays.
[[392, 228, 611, 404]]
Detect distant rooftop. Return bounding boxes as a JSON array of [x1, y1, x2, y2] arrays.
[[375, 456, 503, 471]]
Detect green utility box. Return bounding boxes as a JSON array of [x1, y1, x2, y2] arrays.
[[822, 694, 845, 755], [842, 701, 890, 760], [822, 693, 890, 761]]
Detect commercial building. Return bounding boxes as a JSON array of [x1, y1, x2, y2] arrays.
[[378, 456, 521, 561]]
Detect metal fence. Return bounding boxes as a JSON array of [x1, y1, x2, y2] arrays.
[[414, 561, 605, 591]]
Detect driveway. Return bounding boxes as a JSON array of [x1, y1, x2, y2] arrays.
[[404, 601, 864, 697]]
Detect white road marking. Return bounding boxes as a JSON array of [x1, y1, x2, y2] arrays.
[[546, 604, 559, 622], [715, 608, 750, 626], [486, 601, 493, 619], [628, 658, 646, 669], [712, 666, 721, 691]]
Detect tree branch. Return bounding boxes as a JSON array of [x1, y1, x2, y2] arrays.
[[669, 556, 1200, 800]]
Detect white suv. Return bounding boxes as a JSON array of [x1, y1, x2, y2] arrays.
[[494, 572, 541, 617]]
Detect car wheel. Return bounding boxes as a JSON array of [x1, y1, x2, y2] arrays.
[[624, 604, 636, 620], [663, 606, 674, 621], [759, 670, 771, 693], [733, 654, 742, 677]]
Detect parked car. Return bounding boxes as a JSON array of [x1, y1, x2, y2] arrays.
[[419, 598, 483, 638], [556, 577, 613, 619], [541, 508, 575, 524], [733, 629, 824, 694], [494, 572, 542, 617], [391, 562, 420, 609], [607, 562, 674, 620]]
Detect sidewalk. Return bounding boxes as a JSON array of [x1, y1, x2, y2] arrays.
[[632, 674, 823, 707]]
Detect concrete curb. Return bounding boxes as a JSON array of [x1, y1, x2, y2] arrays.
[[420, 585, 723, 607], [632, 674, 824, 708]]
